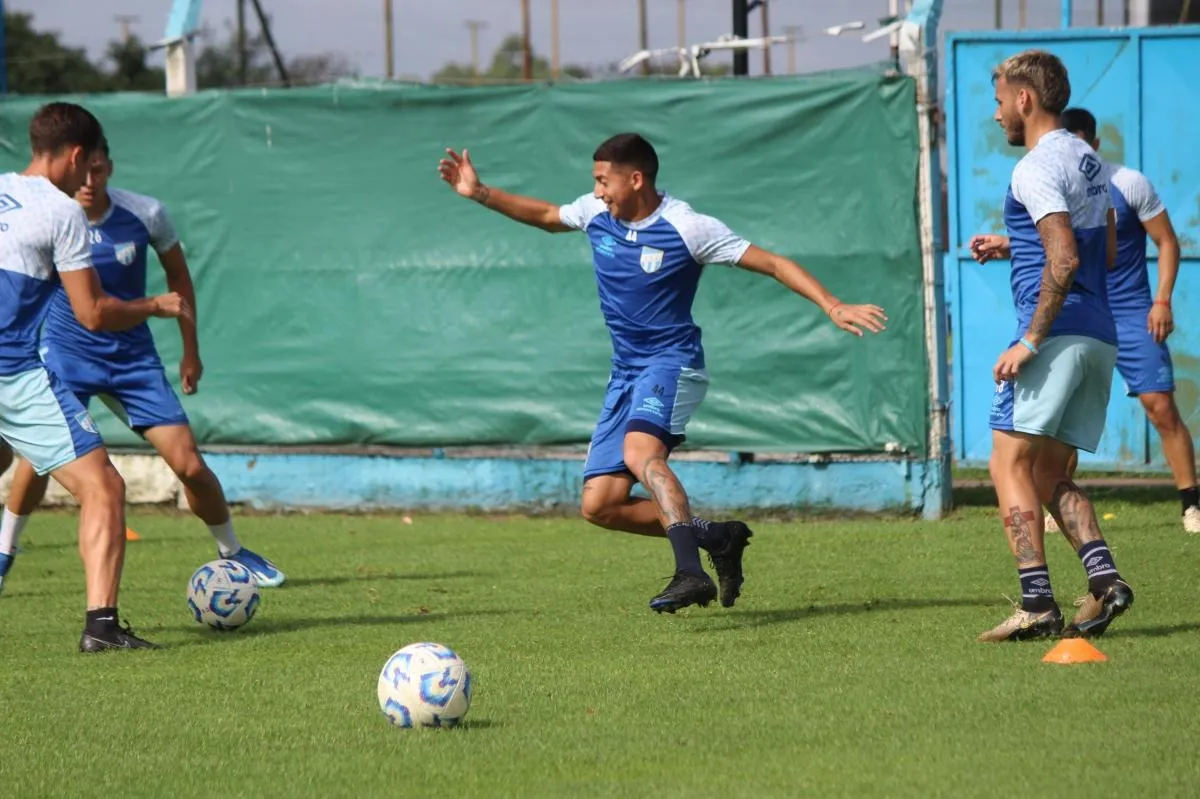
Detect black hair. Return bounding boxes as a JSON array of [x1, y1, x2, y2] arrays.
[[1059, 107, 1097, 141], [593, 133, 659, 183], [29, 102, 103, 156]]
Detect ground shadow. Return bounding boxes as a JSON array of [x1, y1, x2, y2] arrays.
[[283, 571, 488, 588], [695, 596, 996, 631], [954, 482, 1178, 509], [1108, 621, 1200, 639], [167, 608, 515, 646]]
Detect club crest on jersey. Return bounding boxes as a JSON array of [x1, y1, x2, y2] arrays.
[[639, 246, 664, 274], [114, 242, 137, 266], [74, 411, 97, 434]]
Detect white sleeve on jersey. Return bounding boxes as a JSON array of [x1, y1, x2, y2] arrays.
[[663, 204, 752, 266], [110, 188, 180, 253], [1111, 167, 1167, 223], [148, 201, 180, 253], [1010, 158, 1070, 225], [53, 204, 93, 273], [558, 194, 605, 231]]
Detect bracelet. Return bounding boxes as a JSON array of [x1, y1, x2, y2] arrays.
[[1019, 337, 1039, 355], [1154, 300, 1171, 307], [827, 303, 843, 318]]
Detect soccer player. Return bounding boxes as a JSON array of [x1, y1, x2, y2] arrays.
[[972, 106, 1196, 533], [974, 51, 1133, 642], [0, 137, 285, 592], [438, 133, 887, 613], [0, 102, 190, 650]]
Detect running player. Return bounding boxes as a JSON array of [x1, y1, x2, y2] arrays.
[[439, 133, 887, 613]]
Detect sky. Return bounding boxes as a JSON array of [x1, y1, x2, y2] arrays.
[[11, 0, 1127, 81]]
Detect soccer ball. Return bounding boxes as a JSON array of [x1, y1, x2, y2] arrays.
[[377, 642, 473, 728], [187, 559, 260, 630]]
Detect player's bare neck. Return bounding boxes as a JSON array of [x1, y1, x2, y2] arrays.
[[622, 190, 664, 224], [1024, 115, 1062, 152]]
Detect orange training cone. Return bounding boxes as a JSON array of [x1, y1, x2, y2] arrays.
[[1042, 638, 1107, 664], [125, 527, 141, 542]]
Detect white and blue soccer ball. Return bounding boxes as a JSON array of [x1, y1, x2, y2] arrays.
[[377, 642, 473, 728], [187, 559, 261, 630]]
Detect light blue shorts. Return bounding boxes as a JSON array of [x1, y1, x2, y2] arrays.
[[0, 367, 105, 475], [989, 335, 1117, 453]]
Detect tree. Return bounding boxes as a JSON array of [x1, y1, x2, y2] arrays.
[[4, 12, 111, 94], [194, 22, 357, 89], [433, 34, 589, 83], [105, 35, 165, 92]]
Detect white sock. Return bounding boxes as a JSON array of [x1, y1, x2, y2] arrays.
[[0, 509, 29, 555], [208, 520, 242, 556]]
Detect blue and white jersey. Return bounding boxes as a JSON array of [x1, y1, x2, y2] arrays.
[[1105, 165, 1166, 316], [559, 193, 751, 369], [1003, 129, 1116, 345], [42, 187, 179, 365], [0, 174, 93, 376]]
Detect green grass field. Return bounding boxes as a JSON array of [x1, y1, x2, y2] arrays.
[[3, 493, 1200, 798]]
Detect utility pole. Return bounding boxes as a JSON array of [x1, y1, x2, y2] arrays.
[[733, 0, 748, 75], [888, 0, 899, 67], [550, 0, 560, 80], [521, 0, 532, 81], [383, 0, 394, 80], [237, 0, 247, 85], [677, 0, 686, 50], [638, 0, 649, 76], [465, 20, 486, 82], [1018, 0, 1027, 28], [760, 1, 771, 76], [783, 24, 800, 75], [114, 15, 139, 43], [994, 0, 1002, 29]]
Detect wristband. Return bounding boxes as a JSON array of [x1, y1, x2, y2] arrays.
[[827, 303, 843, 318], [1154, 300, 1171, 307], [1019, 337, 1039, 355]]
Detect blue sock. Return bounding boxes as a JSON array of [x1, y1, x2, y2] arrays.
[[666, 523, 705, 576], [690, 516, 727, 552], [1018, 565, 1055, 612], [1078, 540, 1121, 596]]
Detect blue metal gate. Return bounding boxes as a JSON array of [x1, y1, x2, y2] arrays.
[[945, 26, 1200, 468]]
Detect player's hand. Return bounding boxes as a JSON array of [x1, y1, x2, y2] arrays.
[[993, 342, 1035, 383], [968, 234, 1010, 264], [152, 292, 194, 324], [180, 352, 203, 395], [439, 148, 485, 201], [1148, 303, 1174, 344], [828, 303, 887, 337]]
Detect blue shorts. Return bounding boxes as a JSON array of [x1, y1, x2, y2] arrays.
[[989, 335, 1117, 453], [0, 366, 104, 475], [42, 346, 189, 434], [583, 364, 709, 480], [1114, 311, 1175, 396]]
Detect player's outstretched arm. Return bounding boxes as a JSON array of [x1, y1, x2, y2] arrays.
[[438, 148, 571, 232], [159, 244, 203, 393], [60, 268, 192, 332], [734, 245, 887, 337]]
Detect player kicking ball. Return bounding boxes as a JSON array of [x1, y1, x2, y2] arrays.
[[0, 136, 284, 596], [0, 103, 191, 650], [439, 133, 886, 613]]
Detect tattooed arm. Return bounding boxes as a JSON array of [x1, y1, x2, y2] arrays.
[[1023, 212, 1080, 349]]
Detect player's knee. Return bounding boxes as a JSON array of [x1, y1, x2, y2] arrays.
[[1143, 394, 1180, 431], [579, 488, 620, 528], [172, 453, 211, 487]]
